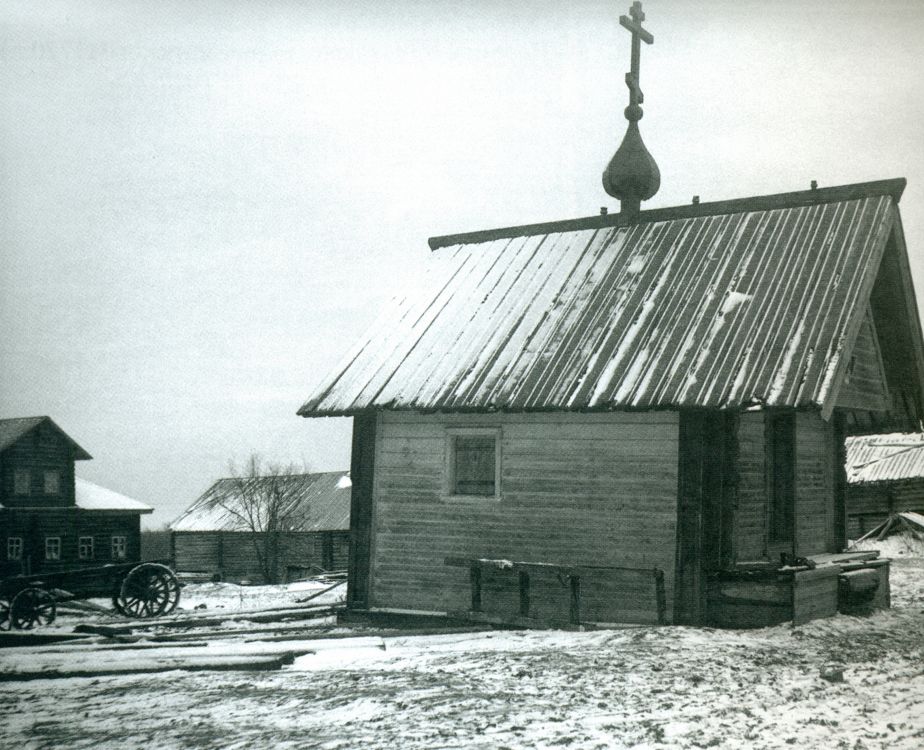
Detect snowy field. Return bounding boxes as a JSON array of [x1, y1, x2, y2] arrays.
[[2, 548, 924, 750]]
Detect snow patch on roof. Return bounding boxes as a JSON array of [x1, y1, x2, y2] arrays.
[[75, 477, 152, 513]]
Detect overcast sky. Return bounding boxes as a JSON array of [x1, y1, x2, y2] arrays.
[[2, 0, 923, 527]]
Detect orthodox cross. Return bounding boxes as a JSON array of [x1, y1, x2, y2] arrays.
[[619, 1, 653, 113]]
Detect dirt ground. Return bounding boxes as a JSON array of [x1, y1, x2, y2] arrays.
[[2, 555, 924, 750]]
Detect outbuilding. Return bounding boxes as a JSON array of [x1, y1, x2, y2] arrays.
[[170, 471, 351, 583], [298, 5, 924, 627], [846, 432, 924, 538]]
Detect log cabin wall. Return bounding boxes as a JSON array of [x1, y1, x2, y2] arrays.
[[172, 530, 350, 582], [794, 411, 836, 556], [734, 412, 767, 561], [847, 480, 924, 538], [734, 410, 837, 562], [369, 411, 679, 622], [0, 508, 140, 575], [0, 424, 76, 508], [172, 531, 222, 573]]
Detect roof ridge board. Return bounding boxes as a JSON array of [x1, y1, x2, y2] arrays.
[[428, 178, 907, 250]]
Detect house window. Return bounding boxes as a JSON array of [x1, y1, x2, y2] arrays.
[[14, 469, 30, 495], [7, 537, 23, 560], [112, 536, 127, 560], [768, 412, 795, 543], [44, 470, 60, 495], [448, 429, 501, 497], [45, 537, 62, 561], [79, 536, 94, 560]]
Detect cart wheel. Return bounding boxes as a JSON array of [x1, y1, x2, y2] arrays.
[[10, 587, 57, 630], [115, 563, 181, 618], [0, 598, 10, 631]]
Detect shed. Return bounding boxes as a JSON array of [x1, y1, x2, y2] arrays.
[[846, 432, 924, 538], [169, 471, 351, 583], [0, 416, 152, 575], [297, 5, 924, 627], [298, 178, 924, 627]]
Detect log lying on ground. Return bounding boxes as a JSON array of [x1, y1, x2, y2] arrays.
[[115, 603, 343, 631], [295, 580, 346, 603], [0, 651, 312, 681], [0, 632, 92, 649], [73, 624, 133, 638]]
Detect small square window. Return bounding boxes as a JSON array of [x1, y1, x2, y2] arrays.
[[45, 537, 61, 561], [14, 470, 30, 495], [79, 536, 94, 560], [448, 430, 500, 497], [112, 536, 127, 560], [44, 470, 60, 495], [7, 537, 23, 560]]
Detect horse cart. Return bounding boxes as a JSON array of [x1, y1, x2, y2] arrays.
[[0, 561, 181, 630]]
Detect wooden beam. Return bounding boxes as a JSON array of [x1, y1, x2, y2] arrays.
[[346, 412, 377, 610]]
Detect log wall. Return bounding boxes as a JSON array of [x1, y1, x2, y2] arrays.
[[735, 412, 767, 561], [0, 422, 77, 508], [0, 509, 141, 575], [795, 411, 836, 556], [172, 530, 350, 583], [734, 410, 837, 562], [368, 411, 679, 623], [847, 480, 924, 538]]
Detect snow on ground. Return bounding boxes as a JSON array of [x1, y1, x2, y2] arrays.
[[2, 555, 924, 750]]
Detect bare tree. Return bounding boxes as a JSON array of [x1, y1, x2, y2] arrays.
[[217, 455, 308, 584]]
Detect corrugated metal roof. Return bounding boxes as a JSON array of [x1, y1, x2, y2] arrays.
[[846, 433, 924, 485], [300, 185, 897, 417], [75, 477, 152, 513], [0, 416, 92, 459], [170, 471, 351, 533]]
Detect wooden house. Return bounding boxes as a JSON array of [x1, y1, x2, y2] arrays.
[[0, 416, 152, 576], [298, 5, 923, 627], [846, 432, 924, 538], [170, 471, 351, 583]]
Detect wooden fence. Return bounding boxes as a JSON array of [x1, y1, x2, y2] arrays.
[[445, 556, 667, 628]]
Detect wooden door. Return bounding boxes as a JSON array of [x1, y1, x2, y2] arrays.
[[675, 411, 736, 625]]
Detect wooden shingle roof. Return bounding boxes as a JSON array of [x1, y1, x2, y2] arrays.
[[299, 179, 920, 418]]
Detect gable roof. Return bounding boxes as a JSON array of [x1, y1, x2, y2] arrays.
[[300, 179, 921, 418], [169, 471, 351, 533], [846, 432, 924, 485], [75, 477, 152, 513], [0, 416, 92, 460]]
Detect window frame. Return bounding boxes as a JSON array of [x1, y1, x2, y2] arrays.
[[111, 535, 127, 560], [45, 536, 62, 561], [13, 469, 30, 496], [78, 536, 94, 560], [444, 427, 502, 500], [7, 537, 23, 561], [44, 469, 61, 495]]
